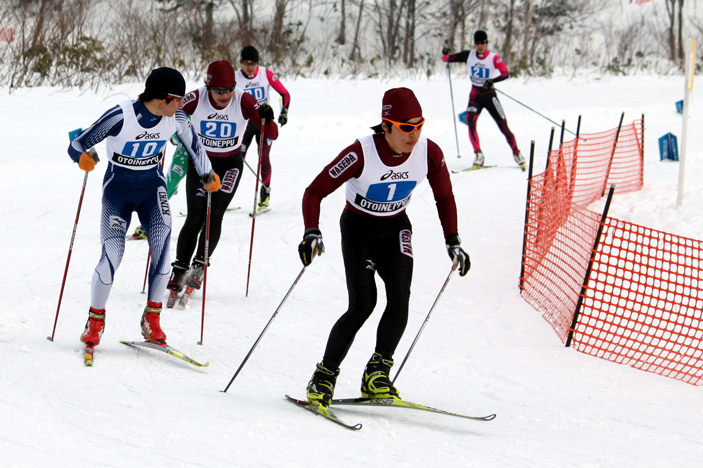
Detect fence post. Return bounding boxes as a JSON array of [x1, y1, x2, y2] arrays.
[[519, 141, 536, 292], [565, 184, 616, 348], [602, 112, 624, 197]]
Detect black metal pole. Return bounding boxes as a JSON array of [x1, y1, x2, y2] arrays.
[[565, 185, 616, 347], [519, 141, 536, 291]]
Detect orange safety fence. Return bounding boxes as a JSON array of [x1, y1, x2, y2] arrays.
[[520, 118, 703, 386], [572, 220, 703, 385], [521, 119, 644, 341]]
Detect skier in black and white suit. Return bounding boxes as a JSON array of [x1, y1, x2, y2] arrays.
[[67, 67, 220, 348]]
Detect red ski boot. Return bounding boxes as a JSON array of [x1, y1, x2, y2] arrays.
[[80, 308, 105, 345], [141, 301, 167, 344]]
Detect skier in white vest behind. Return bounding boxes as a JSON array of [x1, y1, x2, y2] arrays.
[[443, 30, 525, 170]]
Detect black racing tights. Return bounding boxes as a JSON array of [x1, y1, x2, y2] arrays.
[[322, 210, 414, 369], [175, 152, 243, 264]]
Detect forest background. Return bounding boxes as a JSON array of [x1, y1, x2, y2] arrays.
[[1, 0, 702, 91]]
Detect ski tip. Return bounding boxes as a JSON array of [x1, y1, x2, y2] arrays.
[[483, 414, 497, 421]]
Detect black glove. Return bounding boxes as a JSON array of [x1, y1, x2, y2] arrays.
[[298, 228, 325, 266], [483, 79, 494, 89], [445, 234, 470, 277], [278, 107, 288, 126], [258, 104, 275, 124], [442, 46, 451, 55]]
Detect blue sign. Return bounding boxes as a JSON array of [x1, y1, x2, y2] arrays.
[[458, 111, 468, 125], [676, 100, 684, 114], [658, 133, 678, 161]]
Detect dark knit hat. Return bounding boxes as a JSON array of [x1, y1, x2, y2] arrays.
[[240, 45, 259, 63], [474, 30, 488, 44], [381, 88, 423, 122], [207, 61, 235, 88], [144, 67, 186, 100]]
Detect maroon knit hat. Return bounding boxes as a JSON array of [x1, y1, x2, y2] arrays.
[[206, 61, 236, 88], [381, 87, 423, 121]]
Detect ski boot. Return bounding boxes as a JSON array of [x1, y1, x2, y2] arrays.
[[472, 150, 485, 168], [361, 352, 400, 400], [80, 307, 105, 346], [130, 225, 147, 240], [141, 301, 167, 344], [185, 258, 207, 290], [167, 260, 189, 293], [307, 362, 340, 409], [513, 151, 526, 171], [256, 185, 270, 214]]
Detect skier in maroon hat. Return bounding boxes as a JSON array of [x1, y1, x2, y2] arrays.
[[297, 87, 471, 409], [167, 60, 279, 303]]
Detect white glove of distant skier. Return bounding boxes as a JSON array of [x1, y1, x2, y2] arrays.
[[445, 234, 470, 276], [298, 228, 325, 266]]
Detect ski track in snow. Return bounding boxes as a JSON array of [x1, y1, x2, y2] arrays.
[[1, 75, 702, 467]]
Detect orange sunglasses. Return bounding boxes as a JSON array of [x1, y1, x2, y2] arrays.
[[383, 117, 425, 133]]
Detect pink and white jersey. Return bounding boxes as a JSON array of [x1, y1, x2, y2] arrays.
[[106, 100, 177, 170], [467, 50, 503, 87], [235, 67, 273, 105], [189, 86, 248, 154], [345, 135, 428, 217]]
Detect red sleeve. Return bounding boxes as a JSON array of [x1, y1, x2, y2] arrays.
[[493, 54, 509, 81], [180, 89, 200, 115], [241, 92, 279, 140], [266, 69, 291, 110], [426, 139, 459, 239], [302, 140, 365, 230]]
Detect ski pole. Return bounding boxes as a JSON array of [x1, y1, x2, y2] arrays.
[[223, 265, 308, 392], [494, 88, 577, 136], [245, 119, 266, 297], [198, 190, 212, 345], [391, 260, 459, 384], [243, 157, 264, 185], [140, 253, 150, 294], [49, 170, 89, 342], [446, 62, 462, 158]]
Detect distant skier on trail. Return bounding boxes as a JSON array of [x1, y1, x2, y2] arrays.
[[167, 60, 279, 300], [67, 67, 219, 348], [297, 87, 471, 409], [235, 45, 291, 215], [443, 30, 525, 170]]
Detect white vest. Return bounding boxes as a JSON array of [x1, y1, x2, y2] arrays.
[[106, 100, 176, 170], [190, 86, 247, 154], [235, 67, 272, 105], [345, 135, 428, 217], [466, 50, 501, 87]]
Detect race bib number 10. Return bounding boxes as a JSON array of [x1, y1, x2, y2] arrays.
[[122, 140, 167, 158]]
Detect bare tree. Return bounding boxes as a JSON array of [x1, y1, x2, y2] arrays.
[[338, 0, 346, 44]]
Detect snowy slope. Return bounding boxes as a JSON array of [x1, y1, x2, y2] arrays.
[[1, 74, 702, 467]]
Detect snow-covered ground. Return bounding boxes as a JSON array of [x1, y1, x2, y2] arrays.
[[1, 73, 702, 467]]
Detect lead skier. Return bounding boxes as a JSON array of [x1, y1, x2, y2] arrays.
[[297, 88, 471, 409], [67, 67, 219, 348]]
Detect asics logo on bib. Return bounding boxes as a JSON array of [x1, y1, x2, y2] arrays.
[[207, 113, 230, 120], [380, 170, 409, 181], [135, 131, 161, 140]]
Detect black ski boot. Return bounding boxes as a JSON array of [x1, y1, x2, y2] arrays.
[[185, 258, 207, 290], [167, 261, 189, 293], [307, 362, 340, 409], [361, 352, 400, 399]]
